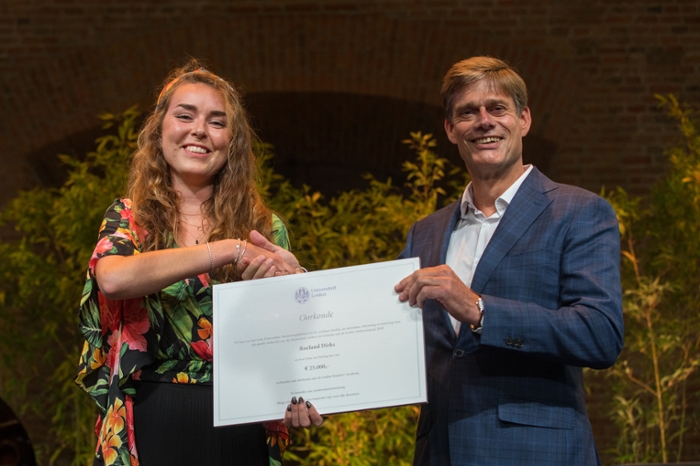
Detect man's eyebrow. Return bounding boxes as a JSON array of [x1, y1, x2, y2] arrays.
[[454, 98, 510, 114], [484, 98, 510, 107], [453, 102, 475, 114]]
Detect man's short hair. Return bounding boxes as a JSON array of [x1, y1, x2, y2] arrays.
[[441, 56, 528, 121]]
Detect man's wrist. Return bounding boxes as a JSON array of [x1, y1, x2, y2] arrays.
[[470, 296, 484, 334]]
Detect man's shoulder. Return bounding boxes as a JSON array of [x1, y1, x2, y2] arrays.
[[403, 201, 459, 254], [526, 169, 608, 205], [549, 182, 601, 201], [413, 200, 460, 228]]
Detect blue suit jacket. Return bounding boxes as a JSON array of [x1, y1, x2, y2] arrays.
[[399, 168, 623, 466]]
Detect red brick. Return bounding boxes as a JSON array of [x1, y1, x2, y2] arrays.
[[0, 19, 698, 442]]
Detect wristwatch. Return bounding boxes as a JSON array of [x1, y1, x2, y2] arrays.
[[470, 297, 485, 334]]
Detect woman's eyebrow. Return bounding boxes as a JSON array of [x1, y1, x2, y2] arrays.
[[175, 103, 197, 111], [174, 103, 226, 117]]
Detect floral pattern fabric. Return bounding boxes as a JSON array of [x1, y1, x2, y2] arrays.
[[76, 198, 290, 466]]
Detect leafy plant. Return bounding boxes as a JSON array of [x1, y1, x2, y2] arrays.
[[257, 131, 466, 465], [0, 113, 463, 465], [3, 95, 698, 466], [258, 131, 464, 271], [602, 95, 700, 463], [0, 107, 139, 465], [285, 406, 421, 466]]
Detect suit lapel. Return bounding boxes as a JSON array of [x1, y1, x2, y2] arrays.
[[427, 201, 462, 336], [470, 168, 557, 294], [436, 200, 463, 265]]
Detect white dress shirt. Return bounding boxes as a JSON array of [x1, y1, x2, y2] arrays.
[[445, 165, 534, 334]]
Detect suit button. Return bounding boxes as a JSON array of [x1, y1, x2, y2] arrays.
[[454, 349, 465, 358], [505, 338, 513, 346]]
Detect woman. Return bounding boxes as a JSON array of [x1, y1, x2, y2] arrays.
[[75, 62, 320, 466]]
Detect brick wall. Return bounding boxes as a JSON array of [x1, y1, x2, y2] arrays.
[[3, 0, 700, 463], [2, 0, 699, 206]]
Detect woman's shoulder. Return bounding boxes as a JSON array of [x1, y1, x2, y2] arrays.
[[101, 198, 134, 218], [110, 198, 133, 211], [100, 198, 145, 241]]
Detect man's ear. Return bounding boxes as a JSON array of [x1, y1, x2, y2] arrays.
[[444, 118, 458, 145], [520, 107, 532, 137]]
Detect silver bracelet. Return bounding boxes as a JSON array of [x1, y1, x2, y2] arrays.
[[240, 239, 248, 261], [233, 239, 247, 266], [205, 242, 214, 272], [233, 238, 241, 266]]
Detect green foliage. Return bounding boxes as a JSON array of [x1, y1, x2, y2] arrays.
[[256, 131, 466, 465], [0, 115, 464, 465], [256, 131, 466, 271], [7, 95, 699, 466], [0, 107, 139, 465], [284, 406, 421, 466], [602, 95, 700, 463]]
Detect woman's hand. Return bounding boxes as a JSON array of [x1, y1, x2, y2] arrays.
[[283, 396, 323, 428], [237, 230, 305, 280], [237, 254, 280, 280]]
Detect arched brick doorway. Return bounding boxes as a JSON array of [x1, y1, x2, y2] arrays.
[[13, 17, 568, 201], [6, 18, 575, 204]]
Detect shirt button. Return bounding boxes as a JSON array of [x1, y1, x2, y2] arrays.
[[454, 349, 465, 358], [505, 338, 513, 346]]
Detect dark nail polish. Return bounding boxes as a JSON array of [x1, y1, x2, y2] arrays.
[[287, 404, 292, 412], [298, 397, 304, 403], [291, 396, 297, 405], [306, 401, 312, 409]]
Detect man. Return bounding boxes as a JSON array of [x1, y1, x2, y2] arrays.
[[395, 56, 623, 466]]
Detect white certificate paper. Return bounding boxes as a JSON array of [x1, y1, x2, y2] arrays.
[[212, 258, 425, 426]]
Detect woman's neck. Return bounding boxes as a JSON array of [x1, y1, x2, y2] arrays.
[[175, 185, 213, 246]]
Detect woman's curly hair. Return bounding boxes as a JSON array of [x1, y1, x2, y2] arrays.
[[127, 59, 272, 282]]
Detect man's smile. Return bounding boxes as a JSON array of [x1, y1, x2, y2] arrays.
[[472, 136, 503, 144]]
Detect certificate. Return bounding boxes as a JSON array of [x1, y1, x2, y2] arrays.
[[212, 258, 425, 426]]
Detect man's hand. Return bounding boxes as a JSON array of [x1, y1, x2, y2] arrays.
[[394, 265, 482, 326], [248, 230, 302, 271], [237, 230, 305, 280]]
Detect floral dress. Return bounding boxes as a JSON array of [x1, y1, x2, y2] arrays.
[[75, 198, 290, 466]]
